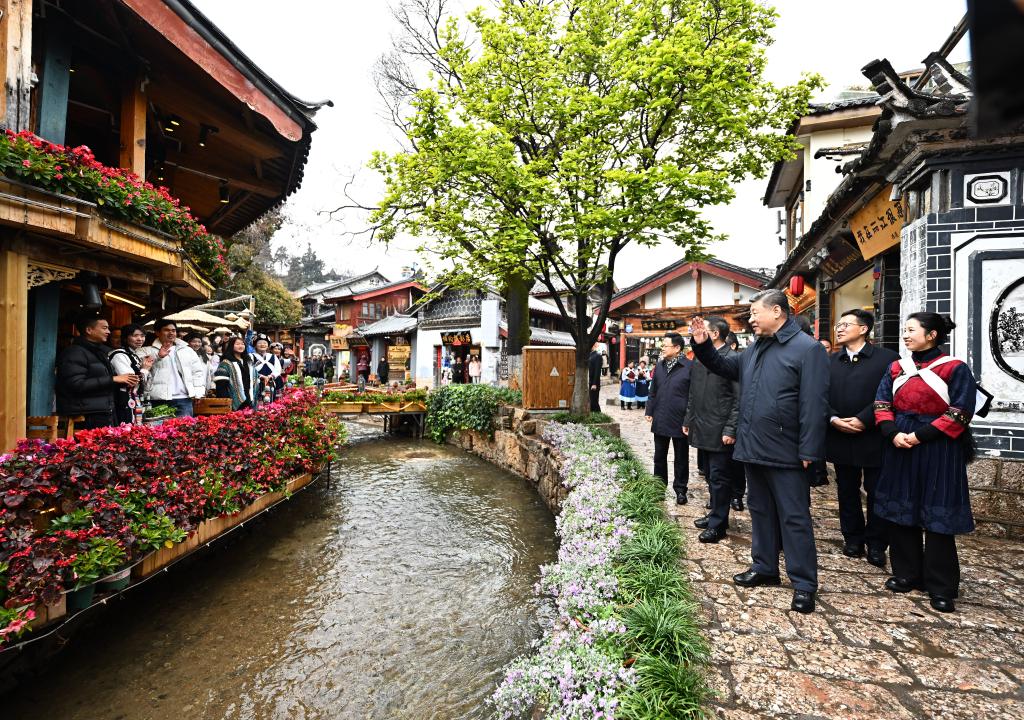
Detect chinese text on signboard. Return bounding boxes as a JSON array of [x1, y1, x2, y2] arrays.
[[851, 187, 904, 260]]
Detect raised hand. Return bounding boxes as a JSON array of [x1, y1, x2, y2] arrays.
[[689, 316, 707, 344]]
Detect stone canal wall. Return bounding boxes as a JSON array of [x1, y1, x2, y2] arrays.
[[447, 408, 620, 514]]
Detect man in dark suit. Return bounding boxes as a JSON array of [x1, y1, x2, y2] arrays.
[[690, 289, 829, 614], [827, 309, 899, 568], [645, 332, 692, 504], [684, 316, 740, 543], [588, 343, 603, 413]]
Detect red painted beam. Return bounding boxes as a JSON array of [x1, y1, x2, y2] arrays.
[[121, 0, 303, 142]]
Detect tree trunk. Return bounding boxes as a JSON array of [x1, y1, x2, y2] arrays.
[[571, 344, 590, 415], [504, 272, 531, 391]]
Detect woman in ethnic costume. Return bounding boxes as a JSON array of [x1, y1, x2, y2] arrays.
[[214, 336, 258, 410], [619, 362, 638, 410], [634, 360, 651, 410], [873, 313, 975, 613]]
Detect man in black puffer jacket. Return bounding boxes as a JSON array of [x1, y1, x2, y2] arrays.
[[56, 315, 139, 429], [690, 289, 829, 615]]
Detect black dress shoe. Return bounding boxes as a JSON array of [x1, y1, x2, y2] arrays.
[[733, 569, 781, 588], [885, 577, 923, 594], [791, 590, 815, 614], [694, 516, 710, 529], [676, 493, 687, 505], [842, 542, 864, 558], [929, 596, 955, 613], [730, 497, 744, 512], [866, 548, 887, 568], [698, 527, 727, 544]]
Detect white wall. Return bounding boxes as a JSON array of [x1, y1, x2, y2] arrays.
[[414, 326, 501, 388], [665, 275, 696, 306], [643, 289, 662, 309], [804, 126, 876, 224], [701, 274, 736, 306]]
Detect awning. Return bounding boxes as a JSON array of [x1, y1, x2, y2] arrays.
[[357, 314, 418, 338], [145, 308, 249, 331]]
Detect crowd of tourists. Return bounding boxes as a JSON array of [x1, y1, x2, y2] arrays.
[[55, 315, 315, 428], [590, 289, 986, 616]]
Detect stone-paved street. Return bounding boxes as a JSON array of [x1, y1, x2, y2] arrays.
[[602, 399, 1024, 720]]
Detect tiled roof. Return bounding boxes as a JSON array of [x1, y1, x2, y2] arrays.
[[357, 314, 418, 337]]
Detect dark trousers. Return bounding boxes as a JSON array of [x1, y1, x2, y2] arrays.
[[834, 464, 887, 551], [705, 449, 735, 531], [888, 523, 959, 598], [653, 434, 689, 496], [729, 456, 746, 500], [81, 412, 115, 430], [745, 463, 818, 593], [589, 386, 601, 413]]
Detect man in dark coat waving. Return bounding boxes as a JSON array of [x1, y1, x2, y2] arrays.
[[827, 309, 898, 567], [690, 289, 829, 613], [645, 332, 692, 505], [684, 316, 740, 543]]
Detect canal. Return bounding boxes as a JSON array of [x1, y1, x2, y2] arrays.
[[3, 422, 557, 719]]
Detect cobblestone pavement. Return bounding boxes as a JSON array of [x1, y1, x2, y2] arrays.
[[602, 400, 1024, 720]]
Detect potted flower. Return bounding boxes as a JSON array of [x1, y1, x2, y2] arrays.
[[143, 404, 178, 426], [66, 536, 126, 611]]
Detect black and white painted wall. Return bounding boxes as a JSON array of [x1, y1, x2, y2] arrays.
[[899, 155, 1024, 461]]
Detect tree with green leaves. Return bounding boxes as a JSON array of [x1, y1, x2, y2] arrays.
[[370, 0, 820, 411]]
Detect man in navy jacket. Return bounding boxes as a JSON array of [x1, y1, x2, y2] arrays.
[[690, 289, 829, 614], [645, 333, 692, 504]]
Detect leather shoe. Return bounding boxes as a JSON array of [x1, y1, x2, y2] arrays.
[[929, 596, 955, 613], [694, 516, 710, 529], [698, 527, 727, 544], [791, 590, 815, 614], [730, 497, 744, 512], [733, 569, 781, 588], [885, 577, 923, 594], [866, 548, 887, 568], [842, 542, 864, 558], [676, 493, 687, 505]]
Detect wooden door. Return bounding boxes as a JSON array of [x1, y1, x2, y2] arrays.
[[522, 346, 575, 409]]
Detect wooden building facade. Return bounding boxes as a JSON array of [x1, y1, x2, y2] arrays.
[[608, 258, 769, 369], [0, 0, 324, 449]]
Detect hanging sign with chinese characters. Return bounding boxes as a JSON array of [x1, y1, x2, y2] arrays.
[[850, 186, 904, 260], [441, 331, 473, 345], [640, 319, 682, 331]]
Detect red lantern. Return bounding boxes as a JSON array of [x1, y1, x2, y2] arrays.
[[789, 275, 805, 296]]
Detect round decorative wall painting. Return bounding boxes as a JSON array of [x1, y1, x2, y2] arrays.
[[992, 275, 1024, 383]]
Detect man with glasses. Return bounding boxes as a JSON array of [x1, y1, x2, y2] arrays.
[[645, 332, 693, 504], [827, 309, 899, 568]]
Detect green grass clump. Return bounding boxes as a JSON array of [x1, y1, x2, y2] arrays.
[[616, 519, 682, 567], [618, 654, 710, 720]]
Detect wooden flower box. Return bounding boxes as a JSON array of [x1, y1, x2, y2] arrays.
[[133, 532, 201, 579], [193, 397, 233, 415], [334, 402, 365, 413], [368, 402, 402, 413], [29, 594, 67, 629], [401, 401, 427, 413]]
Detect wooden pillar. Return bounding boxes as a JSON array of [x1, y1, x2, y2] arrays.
[[28, 283, 60, 416], [119, 75, 147, 176], [38, 21, 71, 143], [0, 249, 29, 450], [0, 0, 33, 131]]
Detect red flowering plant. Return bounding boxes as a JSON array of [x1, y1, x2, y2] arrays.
[[0, 130, 228, 284], [0, 390, 342, 646]]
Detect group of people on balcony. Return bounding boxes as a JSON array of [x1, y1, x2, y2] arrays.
[[627, 289, 981, 615], [55, 316, 308, 428]]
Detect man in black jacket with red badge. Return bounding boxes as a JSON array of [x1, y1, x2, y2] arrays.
[[827, 309, 899, 568]]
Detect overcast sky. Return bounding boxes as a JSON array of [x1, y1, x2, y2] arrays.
[[192, 0, 970, 287]]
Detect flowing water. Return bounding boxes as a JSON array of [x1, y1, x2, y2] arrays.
[[3, 422, 557, 719]]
